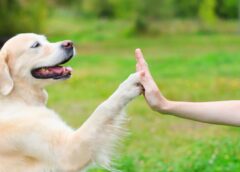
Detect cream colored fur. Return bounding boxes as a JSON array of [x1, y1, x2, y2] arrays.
[[0, 33, 142, 172]]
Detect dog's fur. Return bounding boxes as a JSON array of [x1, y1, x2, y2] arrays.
[[0, 33, 142, 172]]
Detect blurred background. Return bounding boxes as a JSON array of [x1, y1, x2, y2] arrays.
[[1, 0, 240, 171]]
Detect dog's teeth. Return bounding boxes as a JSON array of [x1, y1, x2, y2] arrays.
[[66, 67, 72, 72], [40, 68, 49, 73]]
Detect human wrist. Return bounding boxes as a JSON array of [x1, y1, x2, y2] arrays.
[[153, 98, 173, 114]]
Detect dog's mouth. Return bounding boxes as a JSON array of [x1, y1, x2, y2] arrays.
[[31, 56, 73, 80]]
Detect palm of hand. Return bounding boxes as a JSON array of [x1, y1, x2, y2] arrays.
[[135, 49, 167, 111]]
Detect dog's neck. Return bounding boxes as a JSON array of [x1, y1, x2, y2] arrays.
[[7, 80, 48, 106]]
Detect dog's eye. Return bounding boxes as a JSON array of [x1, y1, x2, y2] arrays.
[[31, 42, 41, 48]]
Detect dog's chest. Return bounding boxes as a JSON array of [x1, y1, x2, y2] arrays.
[[0, 105, 73, 172]]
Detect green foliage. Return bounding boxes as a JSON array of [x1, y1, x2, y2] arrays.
[[134, 16, 148, 34], [72, 0, 239, 20], [80, 0, 115, 18], [198, 0, 217, 32], [174, 0, 200, 18], [1, 0, 239, 35], [0, 0, 48, 35], [110, 0, 136, 19], [141, 0, 175, 19], [133, 0, 176, 34], [216, 0, 238, 19]]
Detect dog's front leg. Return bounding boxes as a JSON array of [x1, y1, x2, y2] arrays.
[[58, 73, 142, 171]]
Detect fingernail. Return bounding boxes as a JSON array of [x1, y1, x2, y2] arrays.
[[136, 48, 141, 53]]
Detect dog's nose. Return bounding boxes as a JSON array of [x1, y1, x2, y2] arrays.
[[61, 40, 73, 49]]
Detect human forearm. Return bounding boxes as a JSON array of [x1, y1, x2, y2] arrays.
[[160, 100, 240, 126]]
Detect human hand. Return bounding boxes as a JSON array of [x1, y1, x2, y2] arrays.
[[135, 48, 169, 112]]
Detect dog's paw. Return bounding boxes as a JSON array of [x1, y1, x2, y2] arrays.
[[118, 72, 143, 100]]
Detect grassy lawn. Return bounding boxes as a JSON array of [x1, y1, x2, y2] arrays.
[[45, 17, 240, 171]]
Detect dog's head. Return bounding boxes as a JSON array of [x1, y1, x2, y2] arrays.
[[0, 33, 75, 96]]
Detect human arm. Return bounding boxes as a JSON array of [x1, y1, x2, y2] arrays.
[[135, 48, 240, 126]]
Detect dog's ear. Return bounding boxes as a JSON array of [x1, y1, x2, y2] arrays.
[[0, 50, 13, 96]]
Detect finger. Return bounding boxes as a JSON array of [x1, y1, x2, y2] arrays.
[[139, 70, 153, 85], [135, 48, 148, 68], [136, 62, 146, 72], [135, 49, 157, 86], [136, 63, 141, 72], [135, 48, 145, 64], [136, 60, 145, 72], [139, 70, 159, 90]]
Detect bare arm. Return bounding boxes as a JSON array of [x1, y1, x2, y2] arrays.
[[135, 48, 240, 126]]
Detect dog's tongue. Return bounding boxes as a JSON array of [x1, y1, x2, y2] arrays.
[[37, 66, 72, 75], [48, 66, 65, 74]]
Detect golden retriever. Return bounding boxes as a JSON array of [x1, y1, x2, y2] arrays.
[[0, 33, 142, 172]]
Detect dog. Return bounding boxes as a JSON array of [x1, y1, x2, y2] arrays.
[[0, 33, 142, 172]]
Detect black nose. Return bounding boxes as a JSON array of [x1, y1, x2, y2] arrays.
[[61, 40, 73, 49]]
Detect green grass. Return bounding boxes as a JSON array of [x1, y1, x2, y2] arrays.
[[45, 17, 240, 171]]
